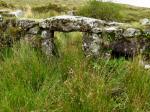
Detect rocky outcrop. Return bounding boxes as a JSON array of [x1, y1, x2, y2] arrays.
[[39, 15, 106, 32], [140, 18, 150, 26], [9, 10, 24, 18], [123, 28, 141, 37], [0, 15, 149, 60]]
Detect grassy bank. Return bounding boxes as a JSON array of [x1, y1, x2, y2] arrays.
[[2, 0, 150, 22], [77, 0, 150, 22], [0, 33, 150, 111], [3, 0, 84, 9]]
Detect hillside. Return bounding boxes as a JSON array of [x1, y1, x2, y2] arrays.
[[3, 0, 85, 8]]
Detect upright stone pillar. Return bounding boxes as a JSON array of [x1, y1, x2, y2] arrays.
[[82, 32, 103, 57], [41, 30, 57, 56]]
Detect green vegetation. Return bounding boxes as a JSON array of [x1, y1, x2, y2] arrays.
[[0, 33, 150, 111], [0, 0, 14, 8], [32, 3, 67, 13], [77, 0, 123, 21], [121, 5, 150, 22], [77, 0, 150, 22], [30, 3, 67, 18], [3, 0, 84, 9], [0, 0, 150, 111]]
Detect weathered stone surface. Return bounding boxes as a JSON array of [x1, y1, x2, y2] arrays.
[[41, 31, 56, 56], [107, 21, 124, 26], [83, 33, 102, 57], [9, 10, 24, 18], [104, 26, 120, 33], [104, 26, 123, 39], [17, 19, 38, 30], [41, 30, 51, 39], [0, 10, 9, 14], [139, 38, 150, 52], [145, 64, 150, 69], [0, 15, 149, 59], [28, 27, 40, 35], [123, 28, 141, 37], [39, 15, 106, 33], [42, 39, 55, 56], [143, 29, 150, 35], [140, 18, 150, 26], [0, 15, 2, 22]]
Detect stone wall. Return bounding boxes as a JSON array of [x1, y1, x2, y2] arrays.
[[0, 14, 149, 60]]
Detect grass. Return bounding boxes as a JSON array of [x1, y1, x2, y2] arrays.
[[3, 0, 150, 23], [77, 0, 123, 21], [0, 32, 150, 111], [77, 0, 150, 23], [0, 0, 14, 8], [28, 3, 67, 19], [3, 0, 84, 9], [120, 4, 150, 23], [0, 0, 150, 111]]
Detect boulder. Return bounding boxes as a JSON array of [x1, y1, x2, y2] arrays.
[[83, 33, 102, 57], [17, 19, 38, 30], [145, 64, 150, 69], [9, 10, 24, 18], [28, 27, 40, 35], [0, 15, 149, 58], [0, 14, 3, 22], [123, 28, 141, 37], [41, 30, 52, 39], [107, 21, 124, 26], [140, 18, 150, 26], [39, 15, 106, 33], [41, 31, 58, 56]]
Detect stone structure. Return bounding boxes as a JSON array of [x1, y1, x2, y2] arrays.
[[0, 13, 149, 60]]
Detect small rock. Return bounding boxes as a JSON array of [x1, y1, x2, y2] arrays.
[[28, 27, 39, 35], [41, 30, 52, 39], [140, 18, 150, 25], [17, 19, 38, 30], [123, 28, 141, 37], [107, 21, 124, 26], [145, 64, 150, 69], [143, 29, 150, 35], [0, 15, 3, 22], [9, 10, 24, 18], [83, 33, 102, 57]]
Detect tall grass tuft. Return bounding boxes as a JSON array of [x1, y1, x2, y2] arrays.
[[0, 33, 149, 111]]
